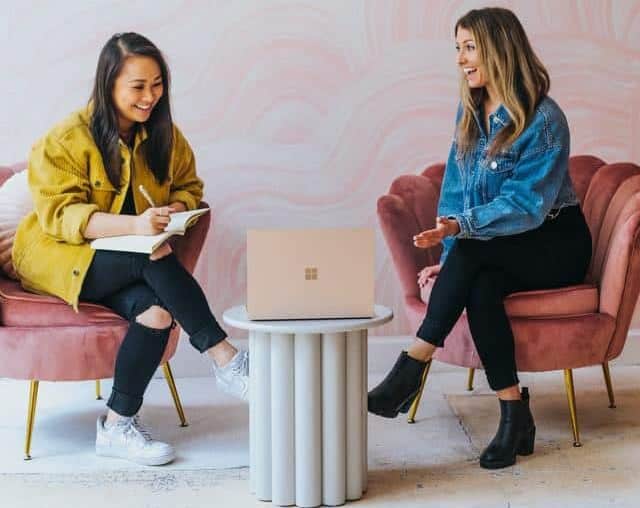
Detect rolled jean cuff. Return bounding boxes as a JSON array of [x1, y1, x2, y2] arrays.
[[189, 321, 228, 353], [107, 387, 143, 417], [487, 371, 520, 392], [416, 319, 449, 347]]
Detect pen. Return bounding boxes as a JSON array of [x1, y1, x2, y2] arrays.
[[138, 184, 156, 208]]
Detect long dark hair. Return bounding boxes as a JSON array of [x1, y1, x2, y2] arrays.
[[90, 32, 173, 187]]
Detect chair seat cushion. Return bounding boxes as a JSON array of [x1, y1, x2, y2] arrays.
[[0, 277, 183, 380], [0, 277, 125, 327], [420, 277, 598, 318], [504, 284, 599, 317]]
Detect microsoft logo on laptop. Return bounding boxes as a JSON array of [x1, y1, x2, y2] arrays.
[[305, 267, 318, 280]]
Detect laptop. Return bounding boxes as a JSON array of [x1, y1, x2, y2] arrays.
[[246, 228, 375, 320]]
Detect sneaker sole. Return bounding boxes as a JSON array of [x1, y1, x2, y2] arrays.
[[216, 380, 249, 401], [96, 446, 175, 466]]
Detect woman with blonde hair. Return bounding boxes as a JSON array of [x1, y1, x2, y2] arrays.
[[368, 8, 591, 469]]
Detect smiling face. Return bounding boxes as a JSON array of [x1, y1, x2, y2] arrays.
[[455, 27, 487, 89], [112, 55, 164, 134]]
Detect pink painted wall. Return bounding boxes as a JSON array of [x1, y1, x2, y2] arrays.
[[2, 1, 639, 337]]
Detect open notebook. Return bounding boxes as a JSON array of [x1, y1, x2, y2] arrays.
[[90, 208, 210, 254]]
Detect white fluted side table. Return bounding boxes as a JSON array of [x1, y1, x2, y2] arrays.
[[222, 305, 392, 507]]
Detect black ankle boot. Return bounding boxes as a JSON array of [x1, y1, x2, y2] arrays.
[[368, 351, 429, 418], [479, 387, 536, 469]]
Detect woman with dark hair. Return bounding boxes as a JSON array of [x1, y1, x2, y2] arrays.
[[368, 8, 592, 469], [13, 33, 247, 466]]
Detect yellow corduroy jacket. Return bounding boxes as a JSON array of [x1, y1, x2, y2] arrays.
[[13, 106, 203, 310]]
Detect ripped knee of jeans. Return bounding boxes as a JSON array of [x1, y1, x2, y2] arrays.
[[135, 304, 174, 331]]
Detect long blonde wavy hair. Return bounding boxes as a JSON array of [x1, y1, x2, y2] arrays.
[[455, 8, 550, 157]]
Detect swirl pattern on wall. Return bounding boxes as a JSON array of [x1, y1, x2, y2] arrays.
[[3, 0, 639, 335]]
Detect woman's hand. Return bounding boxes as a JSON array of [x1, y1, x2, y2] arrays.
[[150, 242, 173, 261], [413, 216, 460, 249], [134, 206, 175, 235], [417, 264, 441, 288]]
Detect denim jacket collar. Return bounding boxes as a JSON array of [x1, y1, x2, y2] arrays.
[[471, 103, 511, 136]]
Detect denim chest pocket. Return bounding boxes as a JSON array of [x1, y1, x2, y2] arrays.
[[482, 152, 517, 200]]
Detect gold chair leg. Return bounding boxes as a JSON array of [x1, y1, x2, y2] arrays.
[[162, 362, 188, 427], [24, 380, 39, 460], [407, 360, 432, 424], [564, 369, 581, 447], [95, 380, 103, 400], [466, 368, 475, 391], [602, 362, 616, 409]]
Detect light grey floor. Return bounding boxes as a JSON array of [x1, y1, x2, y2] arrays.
[[1, 353, 639, 507]]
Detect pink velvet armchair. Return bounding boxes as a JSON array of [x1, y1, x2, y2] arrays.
[[378, 155, 640, 446], [0, 164, 212, 459]]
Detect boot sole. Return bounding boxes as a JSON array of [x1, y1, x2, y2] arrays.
[[479, 456, 516, 469], [368, 390, 418, 419]]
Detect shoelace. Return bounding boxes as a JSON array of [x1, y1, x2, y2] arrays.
[[131, 415, 153, 441], [231, 351, 249, 376], [113, 416, 152, 443]]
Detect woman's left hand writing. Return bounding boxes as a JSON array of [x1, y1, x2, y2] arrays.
[[413, 217, 460, 249]]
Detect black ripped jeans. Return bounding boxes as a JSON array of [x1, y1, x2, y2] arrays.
[[417, 205, 592, 391], [80, 251, 227, 416]]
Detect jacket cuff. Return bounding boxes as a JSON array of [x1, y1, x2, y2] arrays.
[[448, 213, 473, 239], [63, 203, 100, 244]]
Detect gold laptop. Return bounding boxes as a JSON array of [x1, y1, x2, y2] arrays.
[[246, 228, 374, 320]]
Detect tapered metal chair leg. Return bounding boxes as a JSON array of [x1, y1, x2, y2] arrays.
[[24, 380, 39, 460], [466, 368, 475, 391], [163, 362, 188, 427], [95, 380, 103, 400], [407, 360, 432, 424], [602, 362, 616, 408], [564, 369, 581, 447]]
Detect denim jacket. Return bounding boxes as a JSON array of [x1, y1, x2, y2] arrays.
[[438, 96, 579, 265]]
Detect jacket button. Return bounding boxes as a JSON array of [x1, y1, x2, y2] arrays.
[[94, 180, 101, 187], [72, 269, 80, 276], [490, 161, 498, 169]]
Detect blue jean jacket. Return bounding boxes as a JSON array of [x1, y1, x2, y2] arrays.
[[438, 96, 579, 265]]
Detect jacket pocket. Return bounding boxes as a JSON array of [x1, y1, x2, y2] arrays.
[[482, 151, 517, 199], [485, 151, 517, 174], [88, 165, 118, 211]]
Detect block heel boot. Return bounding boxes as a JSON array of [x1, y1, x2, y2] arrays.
[[367, 351, 429, 418], [479, 387, 536, 469]]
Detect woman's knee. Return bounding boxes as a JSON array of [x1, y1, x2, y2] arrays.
[[135, 305, 173, 330]]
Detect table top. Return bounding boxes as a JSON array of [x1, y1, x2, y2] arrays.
[[222, 304, 393, 334]]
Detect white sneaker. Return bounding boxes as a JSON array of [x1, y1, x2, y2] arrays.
[[95, 414, 175, 466], [212, 349, 249, 401]]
